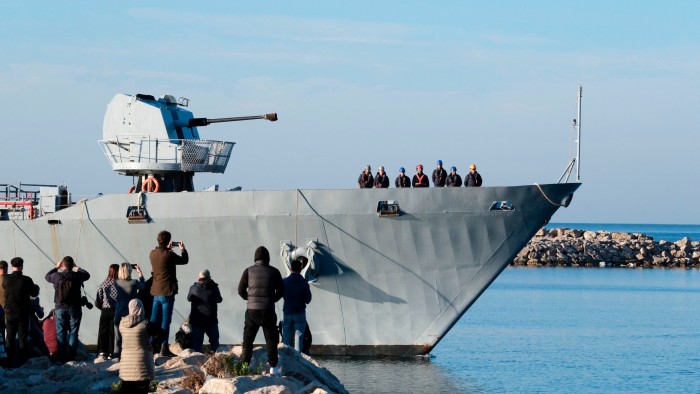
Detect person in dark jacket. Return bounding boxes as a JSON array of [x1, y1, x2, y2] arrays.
[[465, 163, 483, 187], [114, 263, 145, 359], [432, 160, 447, 187], [412, 164, 430, 187], [187, 269, 223, 353], [137, 275, 154, 328], [45, 256, 90, 363], [282, 257, 312, 353], [374, 166, 390, 188], [3, 257, 40, 367], [395, 167, 411, 188], [0, 259, 8, 365], [446, 166, 462, 187], [28, 287, 49, 358], [358, 165, 374, 188], [149, 230, 188, 357], [238, 246, 284, 375]]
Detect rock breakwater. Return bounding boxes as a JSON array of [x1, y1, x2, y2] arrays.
[[0, 345, 348, 394], [513, 228, 700, 268]]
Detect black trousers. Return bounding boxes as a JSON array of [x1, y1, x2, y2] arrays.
[[120, 380, 150, 394], [5, 315, 29, 367], [241, 309, 279, 368], [97, 308, 115, 355]]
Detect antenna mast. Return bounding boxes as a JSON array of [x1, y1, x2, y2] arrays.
[[558, 86, 583, 184], [575, 85, 582, 182]]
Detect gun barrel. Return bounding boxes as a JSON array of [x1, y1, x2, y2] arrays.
[[187, 113, 278, 128]]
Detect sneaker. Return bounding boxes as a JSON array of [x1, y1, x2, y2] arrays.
[[270, 366, 281, 376]]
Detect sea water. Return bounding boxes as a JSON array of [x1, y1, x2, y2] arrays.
[[320, 224, 700, 393]]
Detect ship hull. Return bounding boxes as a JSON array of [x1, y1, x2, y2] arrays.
[[0, 183, 579, 356]]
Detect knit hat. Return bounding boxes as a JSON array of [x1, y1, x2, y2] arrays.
[[450, 166, 456, 172], [254, 246, 270, 263], [199, 269, 211, 279]]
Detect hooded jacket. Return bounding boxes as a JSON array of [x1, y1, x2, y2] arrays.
[[187, 278, 223, 327], [238, 260, 284, 311]]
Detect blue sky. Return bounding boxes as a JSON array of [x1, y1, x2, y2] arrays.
[[1, 2, 698, 224]]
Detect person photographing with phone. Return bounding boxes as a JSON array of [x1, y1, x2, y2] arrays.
[[113, 262, 145, 360], [149, 230, 188, 357]]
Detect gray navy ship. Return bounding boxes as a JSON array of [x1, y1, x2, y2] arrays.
[[0, 89, 583, 356]]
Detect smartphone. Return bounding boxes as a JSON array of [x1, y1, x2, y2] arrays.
[[171, 241, 181, 247], [130, 264, 138, 269]]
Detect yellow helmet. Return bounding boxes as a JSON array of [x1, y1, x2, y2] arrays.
[[469, 164, 476, 170]]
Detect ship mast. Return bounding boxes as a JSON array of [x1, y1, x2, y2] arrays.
[[575, 85, 582, 182], [558, 86, 583, 183]]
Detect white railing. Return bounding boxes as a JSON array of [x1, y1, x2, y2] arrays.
[[98, 137, 235, 174]]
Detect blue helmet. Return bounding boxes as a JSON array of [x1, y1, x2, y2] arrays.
[[437, 160, 443, 165], [450, 166, 456, 172], [399, 167, 405, 173]]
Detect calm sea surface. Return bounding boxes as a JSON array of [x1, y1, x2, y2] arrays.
[[319, 224, 700, 393]]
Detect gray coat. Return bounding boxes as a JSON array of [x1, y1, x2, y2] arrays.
[[115, 278, 145, 320]]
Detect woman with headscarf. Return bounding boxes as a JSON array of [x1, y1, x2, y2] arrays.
[[95, 264, 119, 359], [113, 263, 145, 360], [119, 298, 155, 394]]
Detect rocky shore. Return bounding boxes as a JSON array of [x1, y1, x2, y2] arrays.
[[0, 344, 348, 394], [513, 227, 700, 268]]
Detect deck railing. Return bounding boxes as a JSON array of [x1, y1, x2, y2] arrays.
[[98, 137, 235, 174]]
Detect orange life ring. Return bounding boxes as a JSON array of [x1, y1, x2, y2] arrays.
[[141, 177, 160, 193], [128, 185, 136, 194]]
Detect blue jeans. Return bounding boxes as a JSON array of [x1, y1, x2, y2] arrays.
[[55, 306, 82, 362], [150, 295, 175, 344], [191, 323, 220, 353], [282, 311, 307, 353]]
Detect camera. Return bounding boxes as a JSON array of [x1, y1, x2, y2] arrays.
[[81, 295, 94, 310]]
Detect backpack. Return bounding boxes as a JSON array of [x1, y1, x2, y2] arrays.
[[175, 321, 192, 350], [57, 273, 78, 305]]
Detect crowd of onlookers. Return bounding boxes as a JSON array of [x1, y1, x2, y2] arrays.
[[0, 231, 312, 393], [358, 160, 483, 188]]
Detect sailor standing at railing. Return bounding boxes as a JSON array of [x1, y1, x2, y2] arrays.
[[358, 165, 374, 188], [395, 167, 411, 188], [465, 164, 483, 187], [412, 164, 430, 187], [374, 166, 390, 188], [432, 160, 447, 187]]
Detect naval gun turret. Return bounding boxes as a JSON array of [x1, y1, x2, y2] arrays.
[[98, 94, 277, 193]]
